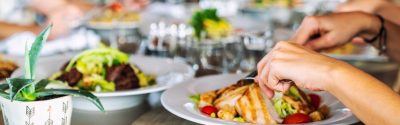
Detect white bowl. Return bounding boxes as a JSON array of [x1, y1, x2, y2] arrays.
[[13, 54, 195, 111]]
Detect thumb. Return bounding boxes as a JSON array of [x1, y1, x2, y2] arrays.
[[304, 33, 337, 50]]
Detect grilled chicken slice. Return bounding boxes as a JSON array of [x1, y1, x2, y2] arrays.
[[199, 91, 217, 108], [214, 85, 250, 109], [235, 84, 277, 124]]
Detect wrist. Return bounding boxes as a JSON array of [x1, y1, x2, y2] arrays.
[[358, 13, 382, 41], [324, 61, 355, 92]]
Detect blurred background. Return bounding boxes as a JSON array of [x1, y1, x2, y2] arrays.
[[0, 0, 399, 124]]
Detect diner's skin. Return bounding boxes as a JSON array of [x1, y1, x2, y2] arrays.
[[337, 0, 400, 26], [0, 0, 92, 40], [256, 12, 400, 125]]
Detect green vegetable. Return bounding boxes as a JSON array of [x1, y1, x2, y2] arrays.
[[78, 74, 115, 92], [189, 94, 200, 105], [0, 25, 105, 112], [65, 47, 129, 75], [131, 64, 155, 87], [190, 8, 221, 40], [273, 98, 297, 118], [287, 86, 301, 100], [233, 117, 245, 123]]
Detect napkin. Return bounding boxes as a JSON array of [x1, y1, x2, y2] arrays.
[[2, 28, 100, 56]]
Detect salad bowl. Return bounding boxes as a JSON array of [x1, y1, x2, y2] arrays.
[[13, 54, 195, 111]]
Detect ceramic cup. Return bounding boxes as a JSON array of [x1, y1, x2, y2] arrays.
[[0, 96, 72, 125]]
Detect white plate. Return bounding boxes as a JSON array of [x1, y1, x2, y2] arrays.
[[161, 74, 359, 125], [12, 54, 195, 111]]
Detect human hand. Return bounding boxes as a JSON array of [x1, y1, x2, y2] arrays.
[[336, 0, 389, 13], [290, 12, 382, 51], [255, 42, 353, 98], [45, 4, 84, 39]]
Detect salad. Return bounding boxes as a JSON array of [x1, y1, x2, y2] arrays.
[[90, 2, 140, 25], [190, 82, 329, 124], [50, 47, 155, 92], [190, 8, 232, 40]]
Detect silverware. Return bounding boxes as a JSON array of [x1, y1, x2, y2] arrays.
[[236, 71, 257, 85]]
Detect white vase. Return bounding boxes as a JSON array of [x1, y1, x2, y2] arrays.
[[0, 96, 72, 125]]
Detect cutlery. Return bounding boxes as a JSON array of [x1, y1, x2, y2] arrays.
[[236, 71, 257, 85]]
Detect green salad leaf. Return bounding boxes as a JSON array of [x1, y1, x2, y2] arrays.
[[189, 94, 200, 105], [65, 47, 129, 75], [273, 98, 297, 118]]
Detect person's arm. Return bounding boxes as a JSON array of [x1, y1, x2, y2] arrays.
[[290, 12, 400, 63], [337, 0, 400, 26], [256, 42, 400, 125], [377, 17, 400, 62], [330, 58, 400, 125], [0, 22, 40, 39]]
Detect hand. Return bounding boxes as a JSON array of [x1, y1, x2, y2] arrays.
[[290, 12, 381, 50], [45, 4, 84, 39], [336, 0, 389, 13], [255, 42, 352, 98]]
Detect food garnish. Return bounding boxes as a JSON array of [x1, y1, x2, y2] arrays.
[[201, 105, 218, 117], [190, 8, 232, 40], [282, 113, 313, 124], [50, 46, 155, 92]]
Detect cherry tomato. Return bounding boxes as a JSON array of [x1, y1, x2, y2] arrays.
[[282, 113, 312, 124], [110, 2, 123, 12], [309, 94, 321, 109], [200, 106, 218, 116]]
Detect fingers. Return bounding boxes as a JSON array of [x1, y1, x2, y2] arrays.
[[259, 82, 275, 98], [290, 16, 320, 45], [304, 32, 337, 50]]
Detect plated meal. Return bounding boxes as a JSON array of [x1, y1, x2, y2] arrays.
[[322, 43, 387, 62], [50, 46, 155, 92], [161, 74, 358, 125], [89, 2, 140, 26], [0, 55, 18, 81], [190, 82, 328, 124], [12, 47, 194, 111]]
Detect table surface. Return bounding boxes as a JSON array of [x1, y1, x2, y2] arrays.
[[132, 107, 199, 125]]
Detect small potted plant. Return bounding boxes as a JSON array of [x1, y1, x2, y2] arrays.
[[0, 25, 104, 125]]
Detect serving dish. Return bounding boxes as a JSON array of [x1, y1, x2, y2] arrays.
[[161, 74, 359, 124], [13, 54, 195, 111]]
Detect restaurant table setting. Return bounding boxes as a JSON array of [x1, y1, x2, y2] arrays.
[[0, 0, 399, 125]]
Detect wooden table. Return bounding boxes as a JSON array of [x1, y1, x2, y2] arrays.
[[132, 107, 199, 125]]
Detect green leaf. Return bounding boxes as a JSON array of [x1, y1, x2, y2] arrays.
[[6, 78, 34, 101], [34, 79, 52, 92], [26, 24, 52, 79], [36, 89, 105, 112], [0, 84, 9, 99], [0, 91, 9, 99], [189, 94, 200, 105], [0, 83, 9, 91]]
